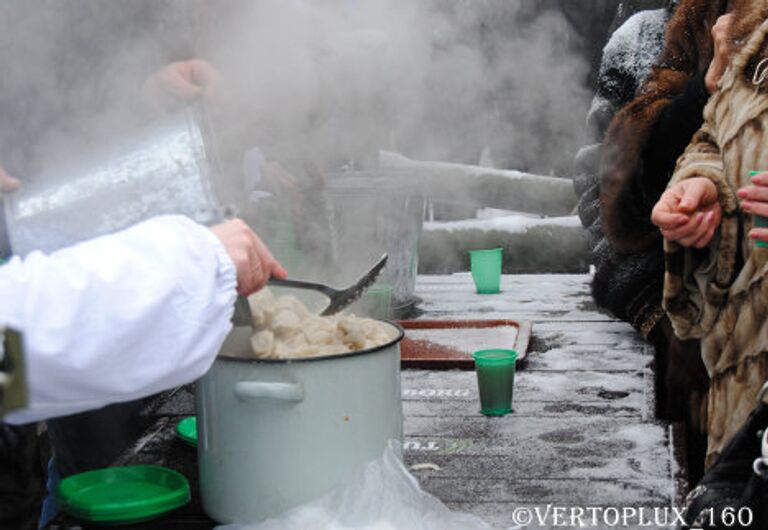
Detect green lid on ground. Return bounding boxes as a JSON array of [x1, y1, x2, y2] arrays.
[[176, 416, 198, 447], [55, 465, 190, 525]]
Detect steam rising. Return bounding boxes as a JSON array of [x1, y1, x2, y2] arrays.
[[1, 0, 593, 298], [0, 0, 592, 195], [201, 0, 592, 174]]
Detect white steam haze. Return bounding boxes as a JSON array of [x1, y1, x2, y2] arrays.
[[202, 0, 592, 174], [0, 0, 593, 305]]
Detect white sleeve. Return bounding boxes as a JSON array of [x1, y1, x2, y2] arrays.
[[1, 215, 237, 424]]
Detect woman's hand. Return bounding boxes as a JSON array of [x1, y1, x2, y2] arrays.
[[210, 219, 288, 296], [651, 177, 722, 248], [705, 14, 734, 94], [738, 171, 768, 244]]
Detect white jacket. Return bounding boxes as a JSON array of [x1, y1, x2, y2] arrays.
[[1, 215, 237, 424]]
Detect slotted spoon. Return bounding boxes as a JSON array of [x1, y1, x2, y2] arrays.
[[268, 254, 388, 316]]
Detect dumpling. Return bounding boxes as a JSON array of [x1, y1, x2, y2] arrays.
[[247, 288, 393, 359], [250, 329, 275, 357]]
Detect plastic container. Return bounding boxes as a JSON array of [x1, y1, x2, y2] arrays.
[[469, 248, 503, 294], [55, 465, 190, 525], [473, 349, 518, 416], [349, 283, 393, 320], [749, 171, 768, 248], [3, 109, 222, 257], [176, 416, 198, 447]]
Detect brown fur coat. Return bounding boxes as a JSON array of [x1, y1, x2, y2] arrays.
[[663, 1, 768, 464], [600, 0, 727, 253]]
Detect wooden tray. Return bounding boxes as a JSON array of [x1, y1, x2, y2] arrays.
[[398, 319, 532, 370]]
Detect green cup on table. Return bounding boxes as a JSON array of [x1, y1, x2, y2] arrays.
[[469, 248, 503, 294], [749, 171, 768, 248], [473, 349, 518, 416], [350, 283, 393, 320]]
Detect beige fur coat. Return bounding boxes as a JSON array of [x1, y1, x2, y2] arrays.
[[663, 6, 768, 465]]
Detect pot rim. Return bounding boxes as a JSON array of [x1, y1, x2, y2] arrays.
[[218, 321, 405, 364]]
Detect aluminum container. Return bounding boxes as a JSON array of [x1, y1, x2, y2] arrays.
[[3, 110, 222, 256], [196, 323, 404, 524]]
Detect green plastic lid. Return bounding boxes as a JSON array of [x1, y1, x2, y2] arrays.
[[55, 465, 190, 525], [176, 416, 198, 447]]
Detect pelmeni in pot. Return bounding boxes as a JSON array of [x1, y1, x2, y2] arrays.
[[247, 289, 396, 359]]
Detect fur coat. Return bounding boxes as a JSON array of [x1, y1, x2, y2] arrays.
[[579, 5, 673, 336], [600, 0, 727, 254], [663, 1, 768, 464]]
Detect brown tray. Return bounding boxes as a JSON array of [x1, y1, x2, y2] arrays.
[[398, 319, 532, 370]]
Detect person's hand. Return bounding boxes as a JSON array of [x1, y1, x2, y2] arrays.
[[143, 59, 222, 111], [651, 177, 722, 248], [705, 14, 734, 93], [738, 171, 768, 244], [210, 219, 288, 296], [0, 165, 21, 193]]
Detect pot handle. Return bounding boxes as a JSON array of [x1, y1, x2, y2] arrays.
[[233, 381, 305, 402]]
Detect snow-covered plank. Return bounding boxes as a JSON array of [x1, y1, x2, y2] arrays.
[[404, 400, 642, 419], [403, 418, 669, 481], [414, 273, 612, 321], [402, 369, 646, 406], [417, 478, 672, 506]]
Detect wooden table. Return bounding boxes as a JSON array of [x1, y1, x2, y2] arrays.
[[49, 273, 678, 529], [402, 273, 678, 527]]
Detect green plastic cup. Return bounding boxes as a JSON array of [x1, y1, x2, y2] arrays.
[[473, 349, 518, 416], [350, 283, 393, 320], [749, 171, 768, 248], [469, 248, 503, 294]]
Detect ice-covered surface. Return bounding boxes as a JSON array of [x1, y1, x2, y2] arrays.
[[424, 214, 582, 234], [402, 273, 678, 525], [414, 273, 609, 321]]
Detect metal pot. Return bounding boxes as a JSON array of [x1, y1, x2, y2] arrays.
[[322, 173, 425, 315], [196, 322, 404, 524]]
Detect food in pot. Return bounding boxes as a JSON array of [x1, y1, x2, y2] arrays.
[[247, 289, 396, 359]]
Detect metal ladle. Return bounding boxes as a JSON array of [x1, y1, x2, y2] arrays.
[[268, 254, 388, 316]]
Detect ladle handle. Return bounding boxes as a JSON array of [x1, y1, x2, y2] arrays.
[[268, 278, 336, 298]]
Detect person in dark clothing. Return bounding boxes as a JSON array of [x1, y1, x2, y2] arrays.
[[0, 425, 48, 530], [575, 0, 731, 484]]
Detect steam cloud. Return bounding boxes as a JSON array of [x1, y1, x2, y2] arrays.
[[201, 0, 592, 175], [0, 0, 593, 295], [0, 0, 592, 193]]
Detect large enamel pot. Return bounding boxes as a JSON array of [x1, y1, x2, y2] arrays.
[[196, 322, 404, 524]]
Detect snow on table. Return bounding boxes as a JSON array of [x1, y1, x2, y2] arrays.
[[403, 273, 678, 527], [415, 273, 610, 321], [405, 326, 519, 355]]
